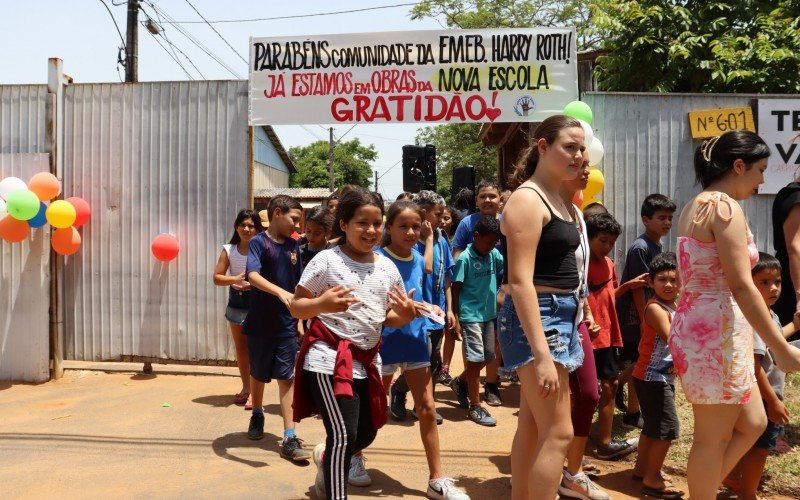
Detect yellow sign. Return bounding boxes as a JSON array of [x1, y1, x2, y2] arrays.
[[688, 107, 755, 138]]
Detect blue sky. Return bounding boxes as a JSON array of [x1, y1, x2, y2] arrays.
[[0, 1, 446, 199]]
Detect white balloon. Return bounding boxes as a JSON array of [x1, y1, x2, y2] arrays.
[[587, 138, 605, 166], [0, 198, 5, 218], [0, 177, 27, 201], [579, 120, 594, 148]]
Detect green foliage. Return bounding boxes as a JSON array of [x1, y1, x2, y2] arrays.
[[415, 123, 497, 200], [288, 139, 376, 189], [410, 0, 596, 49], [590, 0, 800, 92]]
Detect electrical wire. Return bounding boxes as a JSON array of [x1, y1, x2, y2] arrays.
[[182, 0, 248, 65], [378, 159, 402, 179], [147, 29, 195, 79], [140, 6, 207, 79], [145, 1, 244, 79], [98, 0, 126, 48], [155, 2, 422, 24], [299, 125, 324, 141], [336, 124, 358, 143], [142, 7, 192, 78]]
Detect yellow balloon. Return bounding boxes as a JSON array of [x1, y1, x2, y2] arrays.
[[581, 197, 603, 210], [46, 199, 77, 228], [584, 168, 605, 197]]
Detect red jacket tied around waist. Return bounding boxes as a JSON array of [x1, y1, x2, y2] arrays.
[[292, 318, 388, 430]]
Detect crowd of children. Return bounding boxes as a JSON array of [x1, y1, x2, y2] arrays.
[[213, 125, 798, 500]]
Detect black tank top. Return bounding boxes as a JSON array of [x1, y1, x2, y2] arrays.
[[501, 187, 580, 290]]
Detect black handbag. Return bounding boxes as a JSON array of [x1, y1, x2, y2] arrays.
[[228, 287, 250, 309]]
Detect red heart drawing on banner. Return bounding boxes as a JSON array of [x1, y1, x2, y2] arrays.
[[486, 107, 502, 122]]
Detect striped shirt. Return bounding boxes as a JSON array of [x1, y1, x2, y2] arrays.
[[298, 246, 404, 378]]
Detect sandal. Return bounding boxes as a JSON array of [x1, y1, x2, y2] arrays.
[[244, 394, 253, 411], [634, 472, 673, 482], [234, 391, 249, 405], [642, 485, 684, 499]]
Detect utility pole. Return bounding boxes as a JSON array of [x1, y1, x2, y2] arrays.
[[374, 170, 378, 192], [328, 127, 335, 191], [125, 0, 139, 82]]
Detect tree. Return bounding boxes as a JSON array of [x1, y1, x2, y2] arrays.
[[590, 0, 800, 92], [410, 0, 597, 49], [415, 123, 497, 200], [289, 138, 376, 189]]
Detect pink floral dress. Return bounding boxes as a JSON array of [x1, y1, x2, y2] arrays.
[[669, 193, 759, 405]]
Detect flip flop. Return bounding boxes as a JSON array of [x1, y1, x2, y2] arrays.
[[244, 394, 253, 411], [633, 472, 673, 482], [234, 391, 249, 405], [642, 485, 684, 499]]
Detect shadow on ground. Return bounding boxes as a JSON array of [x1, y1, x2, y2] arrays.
[[305, 468, 428, 499], [211, 431, 310, 469]]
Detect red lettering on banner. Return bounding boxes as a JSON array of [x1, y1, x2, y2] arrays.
[[328, 93, 499, 123]]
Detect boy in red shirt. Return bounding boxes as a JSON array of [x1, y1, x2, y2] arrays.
[[586, 213, 647, 460]]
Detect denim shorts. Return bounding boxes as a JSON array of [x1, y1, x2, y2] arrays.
[[225, 306, 248, 325], [461, 321, 496, 363], [499, 292, 584, 373], [755, 415, 784, 451], [381, 360, 430, 377]]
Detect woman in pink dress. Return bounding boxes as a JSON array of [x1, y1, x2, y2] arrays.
[[670, 130, 800, 499]]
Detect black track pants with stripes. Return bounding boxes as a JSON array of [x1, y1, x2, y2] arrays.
[[305, 369, 378, 500]]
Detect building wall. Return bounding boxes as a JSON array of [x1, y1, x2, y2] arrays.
[[583, 92, 789, 264], [62, 81, 248, 363], [0, 85, 51, 382], [253, 126, 290, 190], [253, 160, 289, 190]]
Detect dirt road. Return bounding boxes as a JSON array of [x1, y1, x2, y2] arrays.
[[0, 361, 787, 499]]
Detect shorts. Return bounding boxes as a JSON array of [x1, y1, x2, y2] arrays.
[[754, 401, 784, 451], [461, 321, 496, 363], [619, 340, 640, 365], [498, 292, 584, 373], [381, 360, 430, 377], [593, 347, 621, 380], [225, 306, 248, 325], [247, 334, 298, 383], [633, 378, 679, 441]]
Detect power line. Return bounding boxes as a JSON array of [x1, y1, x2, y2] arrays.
[[147, 29, 194, 79], [336, 124, 358, 143], [145, 1, 244, 79], [155, 2, 422, 24], [141, 6, 194, 79], [182, 0, 248, 65], [98, 0, 126, 48], [378, 159, 402, 179], [299, 125, 324, 141], [140, 7, 207, 79]]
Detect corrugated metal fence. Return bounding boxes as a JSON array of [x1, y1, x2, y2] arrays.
[[62, 81, 248, 363], [583, 93, 791, 263], [0, 85, 51, 382]]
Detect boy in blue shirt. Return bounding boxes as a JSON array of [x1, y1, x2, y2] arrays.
[[615, 193, 676, 427], [449, 216, 504, 426], [244, 195, 311, 462]]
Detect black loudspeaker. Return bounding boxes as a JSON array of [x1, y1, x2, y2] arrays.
[[423, 144, 436, 192], [452, 166, 475, 202], [402, 145, 425, 193]]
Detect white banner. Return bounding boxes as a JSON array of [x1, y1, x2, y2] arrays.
[[248, 28, 578, 125], [758, 99, 800, 194]]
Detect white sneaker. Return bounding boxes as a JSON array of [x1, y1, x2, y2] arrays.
[[313, 443, 326, 497], [427, 477, 470, 500], [348, 453, 372, 487], [558, 471, 610, 500]]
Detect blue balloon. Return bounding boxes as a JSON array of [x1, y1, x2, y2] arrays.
[[28, 202, 48, 228]]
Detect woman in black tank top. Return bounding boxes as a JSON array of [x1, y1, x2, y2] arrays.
[[498, 115, 588, 499]]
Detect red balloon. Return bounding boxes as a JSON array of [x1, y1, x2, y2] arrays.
[[52, 227, 81, 256], [0, 215, 30, 242], [66, 197, 91, 227], [151, 233, 179, 262]]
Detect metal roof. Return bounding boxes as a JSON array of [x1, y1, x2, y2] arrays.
[[253, 187, 332, 199]]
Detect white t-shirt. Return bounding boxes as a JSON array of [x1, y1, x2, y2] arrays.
[[223, 243, 247, 277], [752, 313, 786, 399], [298, 246, 404, 378], [574, 207, 589, 324]]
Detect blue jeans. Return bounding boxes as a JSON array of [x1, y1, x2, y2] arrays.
[[498, 291, 584, 373]]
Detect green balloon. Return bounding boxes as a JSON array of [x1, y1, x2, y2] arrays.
[[563, 100, 593, 125], [6, 189, 41, 221]]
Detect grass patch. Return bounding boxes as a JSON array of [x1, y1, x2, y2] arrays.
[[610, 375, 800, 497]]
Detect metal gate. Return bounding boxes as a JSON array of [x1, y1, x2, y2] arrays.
[[0, 85, 51, 382], [62, 81, 249, 363]]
